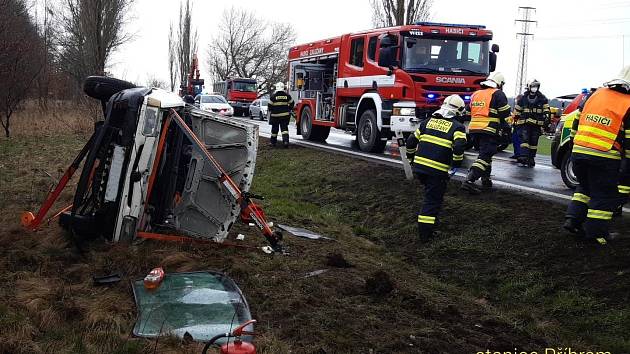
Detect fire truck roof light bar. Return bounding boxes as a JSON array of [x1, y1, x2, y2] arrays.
[[414, 22, 486, 29]]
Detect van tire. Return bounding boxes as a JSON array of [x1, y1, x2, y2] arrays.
[[83, 76, 136, 102], [560, 152, 578, 189]]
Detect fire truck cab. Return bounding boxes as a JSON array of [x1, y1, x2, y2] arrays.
[[288, 22, 499, 152]]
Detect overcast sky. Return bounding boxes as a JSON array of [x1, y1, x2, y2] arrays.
[[109, 0, 630, 98]]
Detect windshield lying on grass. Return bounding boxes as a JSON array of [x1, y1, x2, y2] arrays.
[[233, 81, 257, 92], [132, 271, 253, 343], [403, 37, 489, 75]]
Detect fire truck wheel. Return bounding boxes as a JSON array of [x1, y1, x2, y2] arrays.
[[357, 109, 386, 153], [300, 106, 330, 142]]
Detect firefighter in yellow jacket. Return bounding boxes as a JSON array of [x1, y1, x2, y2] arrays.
[[406, 95, 467, 241], [268, 82, 294, 148], [563, 66, 630, 244], [461, 72, 511, 193]]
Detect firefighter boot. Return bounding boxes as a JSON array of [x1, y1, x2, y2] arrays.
[[613, 204, 623, 217], [461, 180, 481, 194], [528, 157, 536, 168], [461, 171, 481, 194], [417, 223, 436, 243], [282, 133, 289, 148], [481, 177, 493, 190], [562, 217, 585, 237]]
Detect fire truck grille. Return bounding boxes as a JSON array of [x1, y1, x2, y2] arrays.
[[421, 85, 476, 92]]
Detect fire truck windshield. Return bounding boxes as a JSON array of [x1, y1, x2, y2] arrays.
[[233, 81, 257, 92], [402, 37, 490, 76]]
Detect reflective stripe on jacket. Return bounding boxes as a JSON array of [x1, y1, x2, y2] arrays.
[[269, 91, 294, 119], [573, 88, 630, 157], [405, 114, 467, 176], [469, 88, 510, 135], [514, 92, 550, 126]]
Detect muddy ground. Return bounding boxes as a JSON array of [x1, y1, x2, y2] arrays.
[[0, 120, 629, 353]]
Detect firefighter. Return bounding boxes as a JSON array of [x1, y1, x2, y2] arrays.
[[268, 82, 294, 148], [461, 72, 511, 194], [513, 79, 550, 167], [406, 95, 467, 241], [616, 172, 630, 216], [563, 65, 630, 244]]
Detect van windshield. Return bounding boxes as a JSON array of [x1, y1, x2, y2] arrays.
[[402, 37, 489, 76]]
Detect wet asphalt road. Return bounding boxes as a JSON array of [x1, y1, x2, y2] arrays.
[[233, 115, 574, 202]]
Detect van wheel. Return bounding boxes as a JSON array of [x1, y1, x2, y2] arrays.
[[357, 109, 386, 152], [83, 76, 136, 102], [560, 152, 578, 189]]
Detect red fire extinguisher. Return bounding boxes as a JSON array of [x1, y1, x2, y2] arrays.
[[202, 319, 256, 354]]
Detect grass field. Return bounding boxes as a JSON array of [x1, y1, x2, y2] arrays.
[[503, 134, 554, 156], [0, 112, 629, 353]]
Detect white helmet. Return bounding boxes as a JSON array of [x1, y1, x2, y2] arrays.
[[274, 82, 285, 92], [481, 72, 505, 89], [604, 65, 630, 90], [435, 94, 466, 119]]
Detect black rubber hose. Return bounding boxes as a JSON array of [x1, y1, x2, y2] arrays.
[[201, 333, 231, 354]]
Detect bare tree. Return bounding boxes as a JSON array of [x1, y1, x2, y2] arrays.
[[207, 7, 296, 96], [146, 75, 167, 89], [168, 22, 178, 92], [0, 0, 45, 137], [51, 0, 134, 90], [176, 0, 198, 92], [370, 0, 432, 27]]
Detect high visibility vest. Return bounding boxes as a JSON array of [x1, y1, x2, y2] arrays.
[[574, 88, 630, 152], [469, 88, 499, 134]]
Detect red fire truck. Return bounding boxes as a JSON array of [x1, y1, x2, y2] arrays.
[[213, 78, 258, 116], [288, 22, 500, 152]]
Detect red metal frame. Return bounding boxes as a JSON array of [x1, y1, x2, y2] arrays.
[[21, 133, 95, 230]]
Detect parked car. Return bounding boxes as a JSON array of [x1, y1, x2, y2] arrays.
[[248, 98, 268, 120], [194, 94, 234, 116]]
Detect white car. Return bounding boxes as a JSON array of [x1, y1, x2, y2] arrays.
[[195, 94, 234, 116], [248, 98, 268, 120]]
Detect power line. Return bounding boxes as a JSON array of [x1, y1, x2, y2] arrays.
[[515, 6, 537, 95]]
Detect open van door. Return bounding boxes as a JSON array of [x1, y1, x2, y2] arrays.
[[172, 107, 258, 242]]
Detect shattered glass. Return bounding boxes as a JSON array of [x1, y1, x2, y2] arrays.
[[132, 271, 253, 342]]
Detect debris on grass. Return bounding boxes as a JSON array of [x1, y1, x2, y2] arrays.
[[92, 273, 121, 286], [278, 224, 334, 240], [325, 253, 353, 268], [365, 270, 395, 296], [304, 269, 329, 278]]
